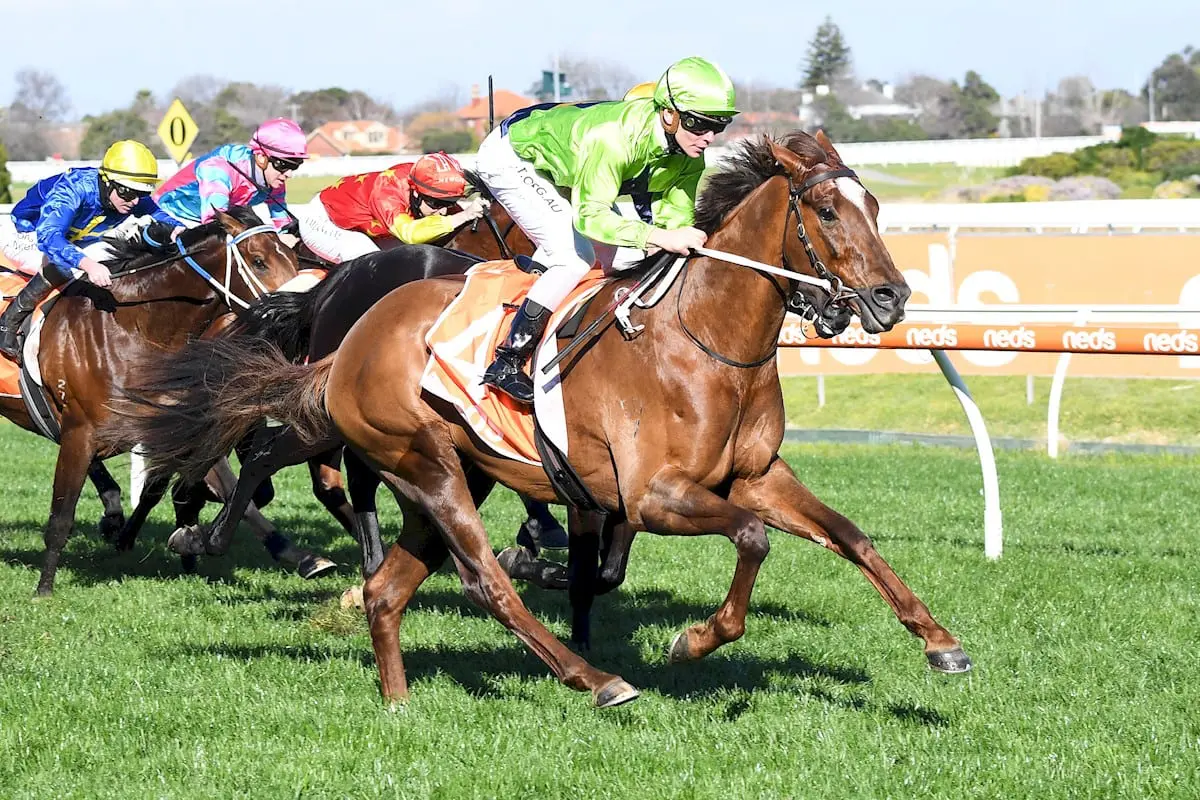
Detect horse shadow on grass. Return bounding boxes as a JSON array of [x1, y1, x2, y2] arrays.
[[169, 577, 950, 726]]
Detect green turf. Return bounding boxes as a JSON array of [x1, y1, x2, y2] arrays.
[[1, 421, 1197, 798], [781, 373, 1200, 446]]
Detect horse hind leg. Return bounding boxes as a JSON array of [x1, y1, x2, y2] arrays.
[[309, 448, 356, 535], [368, 448, 636, 708], [87, 459, 125, 543], [730, 456, 970, 674], [37, 424, 96, 596]]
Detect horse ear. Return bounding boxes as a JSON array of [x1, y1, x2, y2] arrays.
[[814, 129, 847, 167], [767, 138, 804, 176], [212, 209, 246, 235]]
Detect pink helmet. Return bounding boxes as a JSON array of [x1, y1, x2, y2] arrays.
[[250, 118, 308, 160]]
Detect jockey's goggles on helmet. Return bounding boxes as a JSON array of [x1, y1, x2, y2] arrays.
[[420, 193, 460, 210], [267, 155, 304, 174], [111, 182, 151, 202], [665, 71, 733, 135]]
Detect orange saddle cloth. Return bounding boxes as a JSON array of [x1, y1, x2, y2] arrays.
[[419, 259, 606, 465]]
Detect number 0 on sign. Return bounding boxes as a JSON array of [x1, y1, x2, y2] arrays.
[[157, 98, 199, 165]]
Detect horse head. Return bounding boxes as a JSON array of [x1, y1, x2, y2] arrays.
[[203, 208, 301, 303], [766, 130, 910, 334]]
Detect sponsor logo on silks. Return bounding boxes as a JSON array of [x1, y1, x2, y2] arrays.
[[1143, 330, 1200, 354], [983, 326, 1036, 350], [905, 324, 958, 349], [1061, 328, 1117, 352]]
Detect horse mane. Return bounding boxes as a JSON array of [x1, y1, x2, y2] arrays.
[[104, 205, 266, 273], [693, 131, 829, 235]]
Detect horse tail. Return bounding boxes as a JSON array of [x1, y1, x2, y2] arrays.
[[101, 335, 334, 484], [232, 283, 325, 360]]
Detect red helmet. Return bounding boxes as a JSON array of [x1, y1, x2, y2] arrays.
[[409, 152, 468, 199]]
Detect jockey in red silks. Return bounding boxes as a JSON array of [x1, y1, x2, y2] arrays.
[[294, 152, 488, 264]]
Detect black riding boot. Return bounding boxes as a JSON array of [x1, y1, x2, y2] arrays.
[[482, 298, 550, 405], [0, 273, 55, 362]]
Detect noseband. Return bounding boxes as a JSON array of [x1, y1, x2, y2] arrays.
[[176, 224, 278, 312]]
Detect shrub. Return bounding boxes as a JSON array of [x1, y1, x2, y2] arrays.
[[1013, 152, 1079, 180], [0, 139, 10, 204], [420, 128, 476, 154]]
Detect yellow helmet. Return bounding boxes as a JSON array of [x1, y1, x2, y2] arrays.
[[623, 81, 657, 102], [99, 140, 160, 192]]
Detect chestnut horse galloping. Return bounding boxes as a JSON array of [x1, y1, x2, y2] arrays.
[[109, 132, 971, 706], [1, 208, 305, 596]]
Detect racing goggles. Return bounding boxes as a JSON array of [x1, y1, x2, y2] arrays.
[[111, 182, 151, 202], [267, 155, 304, 174], [679, 111, 733, 135], [420, 193, 461, 211]]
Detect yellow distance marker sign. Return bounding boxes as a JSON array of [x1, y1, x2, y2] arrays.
[[157, 98, 199, 165]]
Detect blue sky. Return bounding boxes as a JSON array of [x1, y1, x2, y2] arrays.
[[1, 0, 1194, 117]]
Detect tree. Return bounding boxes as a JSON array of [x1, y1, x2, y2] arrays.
[[0, 68, 71, 160], [214, 82, 292, 128], [288, 87, 395, 130], [0, 139, 11, 204], [895, 74, 961, 139], [79, 109, 152, 159], [802, 16, 852, 89], [531, 56, 637, 101], [956, 70, 1000, 138], [12, 68, 70, 123], [420, 128, 474, 154], [1145, 48, 1200, 121]]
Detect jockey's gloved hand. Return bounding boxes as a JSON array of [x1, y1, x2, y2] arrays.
[[142, 221, 178, 252], [455, 196, 489, 222]]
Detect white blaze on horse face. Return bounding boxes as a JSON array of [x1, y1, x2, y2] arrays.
[[836, 177, 880, 238]]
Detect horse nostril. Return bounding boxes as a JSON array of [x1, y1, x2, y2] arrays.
[[871, 286, 900, 309]]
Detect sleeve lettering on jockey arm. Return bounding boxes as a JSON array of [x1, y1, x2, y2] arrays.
[[649, 160, 705, 231], [195, 160, 236, 224], [388, 212, 457, 245], [34, 176, 90, 272], [571, 127, 654, 249]]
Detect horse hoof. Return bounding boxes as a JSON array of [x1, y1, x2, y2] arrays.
[[340, 585, 365, 611], [927, 647, 973, 674], [99, 512, 125, 544], [497, 547, 569, 590], [594, 678, 639, 709], [298, 555, 338, 580], [667, 631, 694, 663], [167, 525, 206, 557]]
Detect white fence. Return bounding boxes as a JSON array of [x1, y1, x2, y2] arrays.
[[1, 131, 1128, 184]]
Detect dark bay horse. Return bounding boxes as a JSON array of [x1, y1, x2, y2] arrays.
[[106, 131, 968, 707], [0, 207, 309, 596]]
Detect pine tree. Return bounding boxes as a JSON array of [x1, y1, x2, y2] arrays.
[[803, 17, 852, 89]]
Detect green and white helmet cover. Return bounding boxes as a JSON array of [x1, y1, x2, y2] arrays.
[[653, 56, 738, 119]]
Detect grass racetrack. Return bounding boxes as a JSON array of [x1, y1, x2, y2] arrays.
[[1, 417, 1198, 798]]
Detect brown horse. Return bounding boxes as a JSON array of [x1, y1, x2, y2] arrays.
[[2, 207, 306, 596], [108, 131, 970, 706]]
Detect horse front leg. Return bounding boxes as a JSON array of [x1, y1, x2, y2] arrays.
[[635, 467, 771, 663], [37, 424, 95, 596], [344, 448, 384, 578], [730, 456, 971, 673], [309, 447, 356, 535], [114, 472, 172, 551]]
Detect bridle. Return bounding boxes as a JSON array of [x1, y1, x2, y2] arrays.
[[677, 165, 865, 368]]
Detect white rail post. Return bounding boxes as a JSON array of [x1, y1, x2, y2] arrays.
[[1047, 308, 1091, 458], [931, 349, 1003, 559]]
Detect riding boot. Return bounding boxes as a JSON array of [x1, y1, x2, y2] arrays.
[[0, 272, 55, 362], [482, 298, 550, 405]]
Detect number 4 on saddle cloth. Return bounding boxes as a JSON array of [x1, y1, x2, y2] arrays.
[[420, 256, 612, 507]]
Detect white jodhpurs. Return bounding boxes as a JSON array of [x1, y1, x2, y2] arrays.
[[0, 217, 46, 276], [474, 128, 602, 311], [295, 200, 379, 264]]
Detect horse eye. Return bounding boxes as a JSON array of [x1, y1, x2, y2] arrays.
[[817, 207, 837, 223], [253, 256, 267, 270]]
